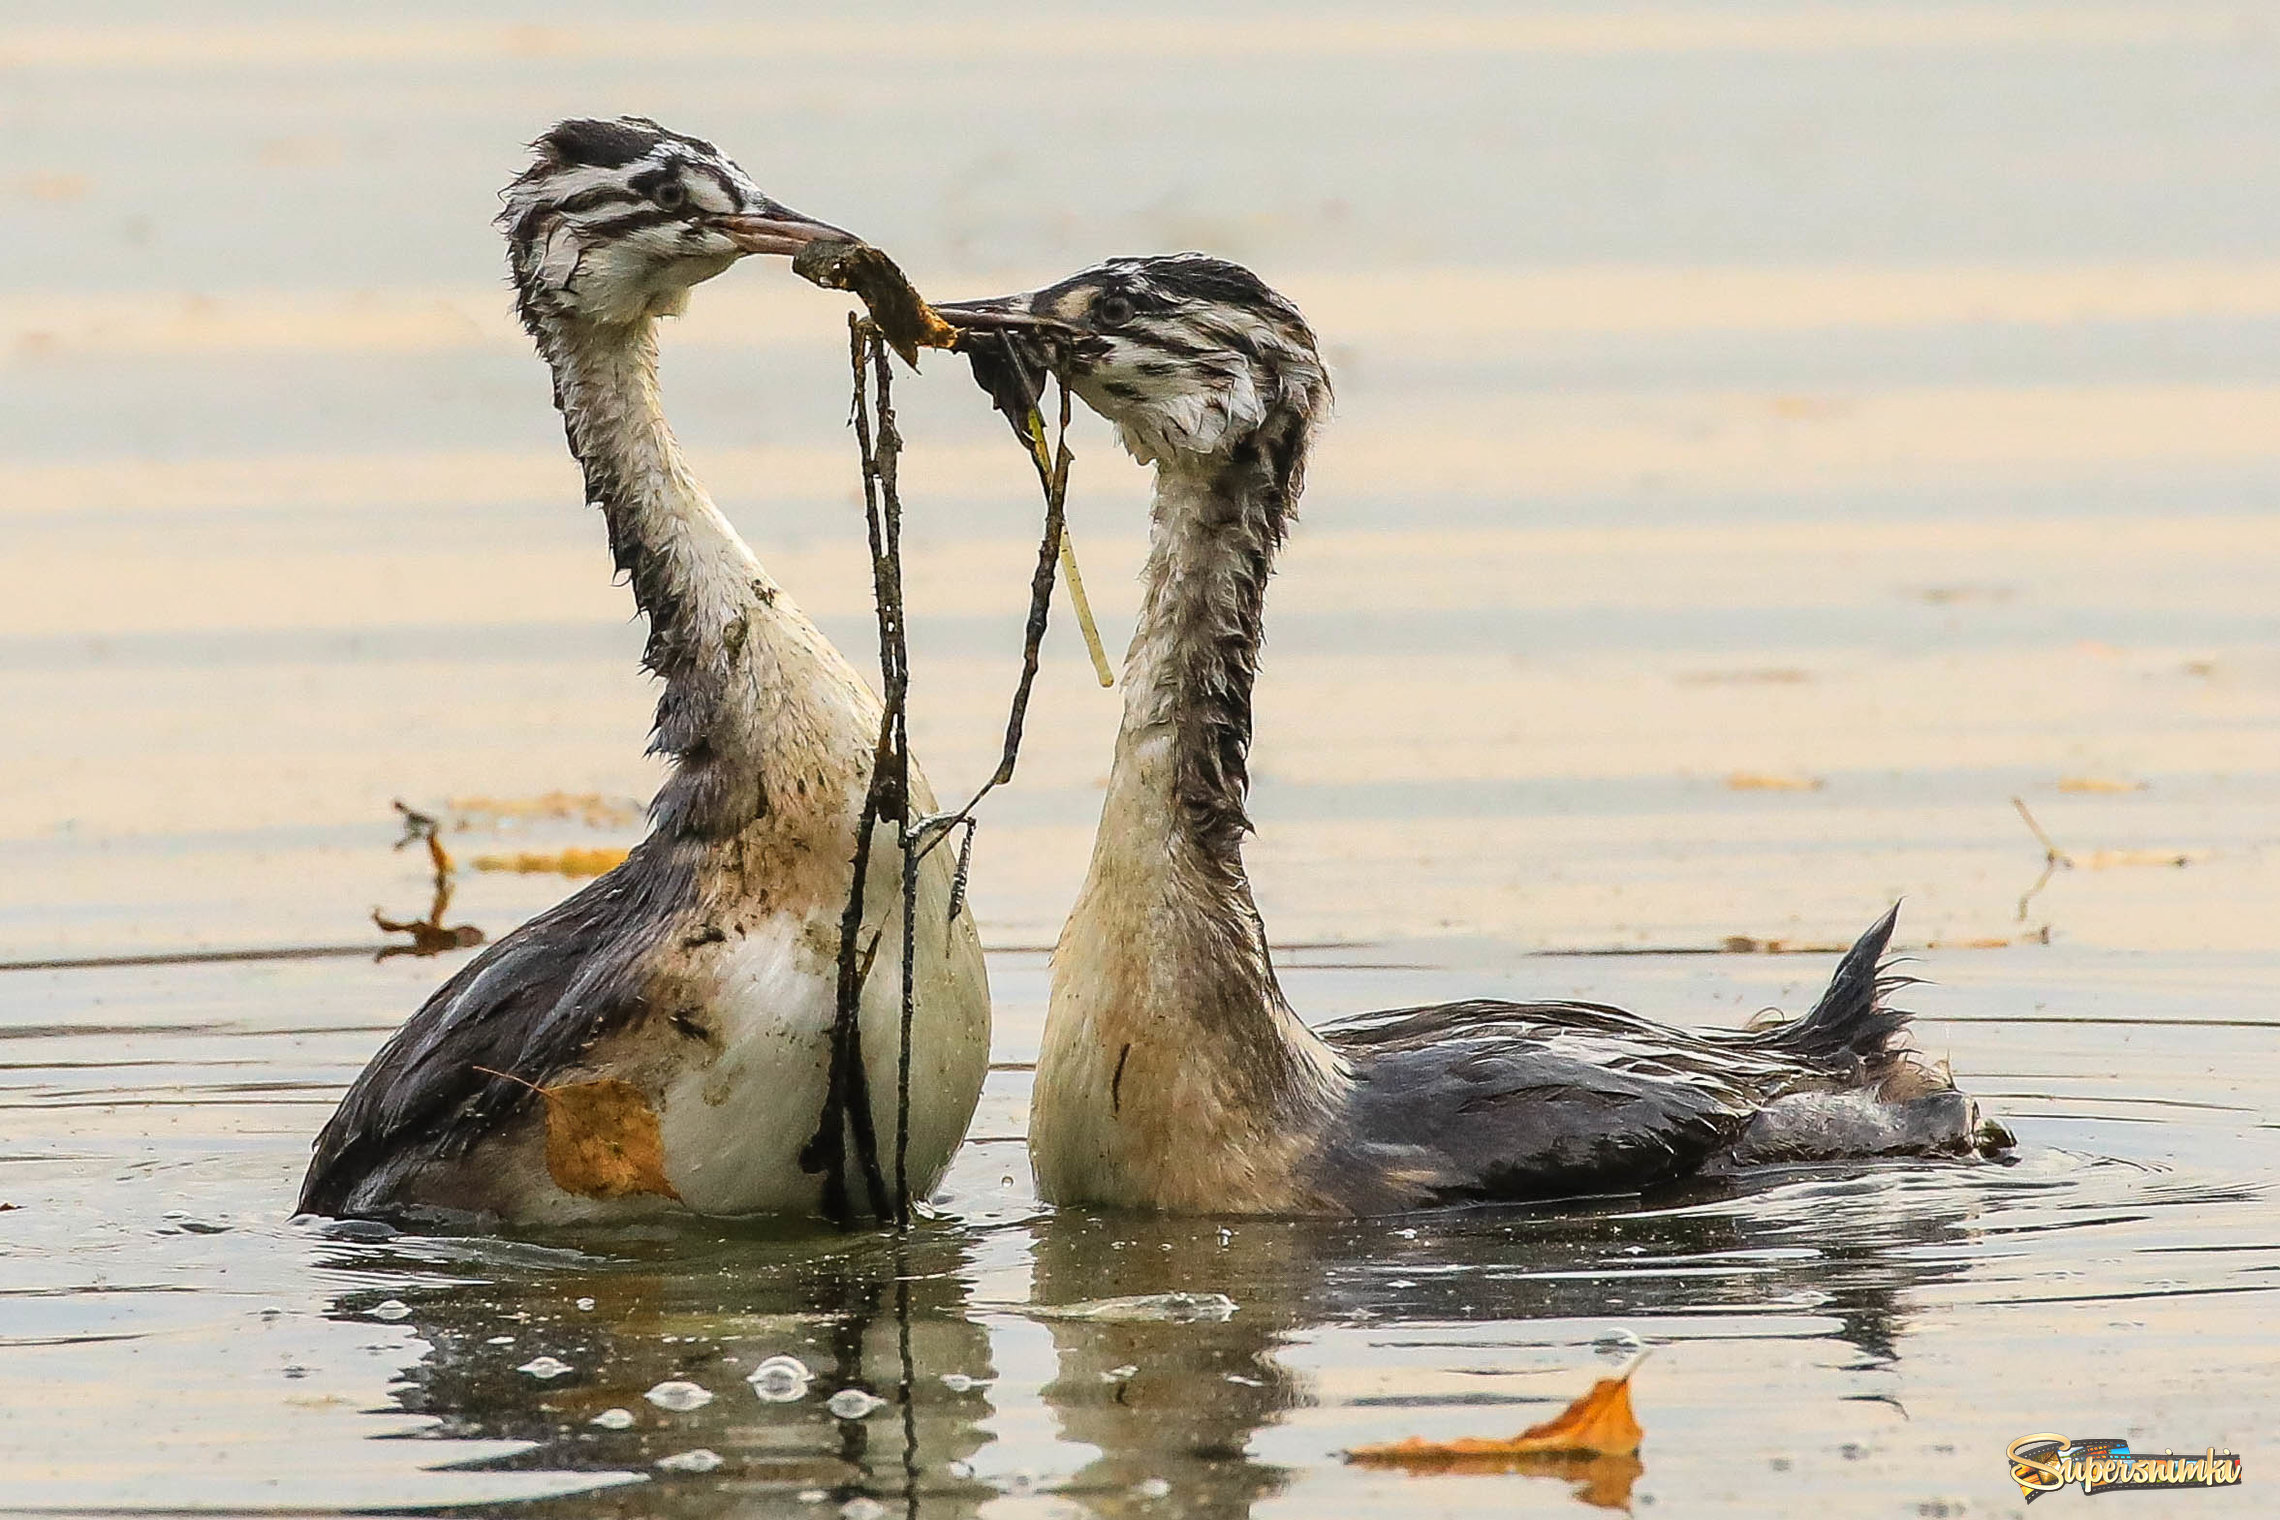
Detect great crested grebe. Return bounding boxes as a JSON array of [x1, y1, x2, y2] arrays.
[[937, 256, 2011, 1215], [300, 119, 989, 1224]]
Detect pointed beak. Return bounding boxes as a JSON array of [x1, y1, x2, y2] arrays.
[[715, 207, 853, 257], [935, 293, 1077, 438], [931, 292, 1067, 336]]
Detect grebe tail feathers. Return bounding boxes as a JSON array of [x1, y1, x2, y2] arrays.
[[1741, 902, 1912, 1075]]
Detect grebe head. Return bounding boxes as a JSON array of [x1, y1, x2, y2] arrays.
[[500, 116, 847, 328], [940, 253, 1330, 466]]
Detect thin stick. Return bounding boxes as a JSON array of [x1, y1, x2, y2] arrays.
[[1058, 532, 1114, 687], [2011, 795, 2074, 923]]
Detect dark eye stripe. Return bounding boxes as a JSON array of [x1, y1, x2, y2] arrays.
[[555, 186, 643, 214]]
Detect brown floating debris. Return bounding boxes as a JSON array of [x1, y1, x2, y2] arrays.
[[791, 238, 958, 365], [471, 847, 630, 878], [2013, 795, 2196, 922], [1725, 772, 1824, 792], [374, 801, 484, 959], [1719, 935, 1850, 955], [449, 792, 641, 829], [474, 1068, 680, 1202], [2056, 776, 2147, 794], [1346, 1354, 1647, 1506]]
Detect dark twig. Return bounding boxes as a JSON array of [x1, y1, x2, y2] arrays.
[[373, 800, 483, 959], [2011, 795, 2075, 923], [809, 323, 1084, 1227], [944, 817, 978, 928], [802, 322, 904, 1227]]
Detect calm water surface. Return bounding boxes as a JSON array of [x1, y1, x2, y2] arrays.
[[4, 943, 2274, 1516]]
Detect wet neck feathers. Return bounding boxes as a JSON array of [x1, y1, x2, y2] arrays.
[[1036, 419, 1349, 1212], [538, 317, 878, 842]]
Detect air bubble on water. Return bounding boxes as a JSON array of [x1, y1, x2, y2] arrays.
[[1100, 1364, 1139, 1383], [945, 1459, 976, 1479], [590, 1407, 635, 1429], [575, 1297, 596, 1311], [939, 1372, 985, 1393], [746, 1354, 813, 1403], [796, 1490, 827, 1504], [369, 1300, 411, 1321], [518, 1356, 574, 1379], [1133, 1476, 1172, 1499], [840, 1499, 887, 1520], [258, 1306, 285, 1321], [1218, 1228, 1233, 1245], [656, 1447, 724, 1473], [645, 1379, 715, 1411], [486, 1335, 515, 1345], [826, 1387, 886, 1419], [1593, 1327, 1644, 1360], [1395, 1228, 1418, 1240]]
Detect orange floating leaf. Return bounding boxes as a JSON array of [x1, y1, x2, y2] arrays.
[[1346, 1354, 1647, 1484]]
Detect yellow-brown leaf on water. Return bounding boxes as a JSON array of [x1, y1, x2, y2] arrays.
[[471, 847, 630, 878], [2056, 776, 2148, 794], [2082, 848, 2198, 870], [449, 792, 642, 829], [474, 1069, 679, 1202], [1346, 1357, 1645, 1496], [1726, 772, 1823, 792]]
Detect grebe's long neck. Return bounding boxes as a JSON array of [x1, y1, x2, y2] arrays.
[[1036, 418, 1349, 1213], [534, 314, 877, 841]]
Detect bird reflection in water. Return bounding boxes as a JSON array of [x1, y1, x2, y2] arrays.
[[1023, 1161, 1993, 1517], [298, 1162, 1990, 1514], [311, 1224, 995, 1515]]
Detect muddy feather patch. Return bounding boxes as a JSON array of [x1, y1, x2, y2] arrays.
[[475, 1069, 680, 1201]]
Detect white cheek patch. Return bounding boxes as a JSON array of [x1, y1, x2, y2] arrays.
[[1117, 359, 1267, 462]]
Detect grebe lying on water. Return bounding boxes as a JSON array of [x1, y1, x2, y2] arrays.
[[300, 120, 989, 1223], [940, 256, 2011, 1215]]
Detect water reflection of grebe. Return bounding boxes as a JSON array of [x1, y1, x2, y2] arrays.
[[1024, 1167, 1989, 1516], [938, 259, 2013, 1217], [299, 118, 989, 1227], [323, 1226, 994, 1509]]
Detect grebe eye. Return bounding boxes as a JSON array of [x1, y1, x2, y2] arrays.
[[1094, 293, 1135, 326], [651, 180, 687, 211]]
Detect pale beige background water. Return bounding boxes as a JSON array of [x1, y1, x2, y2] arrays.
[[3, 5, 2277, 1517]]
